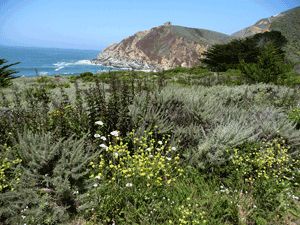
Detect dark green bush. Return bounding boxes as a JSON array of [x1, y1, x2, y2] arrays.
[[79, 72, 93, 78], [165, 67, 190, 74], [44, 83, 58, 89]]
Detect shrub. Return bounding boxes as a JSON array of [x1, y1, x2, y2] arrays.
[[0, 128, 101, 224], [44, 83, 58, 89], [60, 83, 70, 88], [79, 72, 93, 78], [35, 76, 52, 83]]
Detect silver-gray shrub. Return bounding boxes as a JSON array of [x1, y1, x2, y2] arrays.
[[0, 128, 103, 224], [126, 81, 300, 176]]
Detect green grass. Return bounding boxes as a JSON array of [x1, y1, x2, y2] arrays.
[[1, 67, 300, 224]]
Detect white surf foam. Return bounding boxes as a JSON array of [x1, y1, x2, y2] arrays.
[[54, 60, 100, 71]]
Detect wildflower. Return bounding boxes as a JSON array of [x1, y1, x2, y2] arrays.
[[101, 136, 106, 141], [100, 144, 109, 150], [158, 141, 163, 145], [167, 157, 172, 161], [94, 134, 100, 138], [111, 131, 119, 136], [95, 176, 101, 179], [93, 184, 98, 187], [126, 183, 133, 187], [95, 121, 104, 125]]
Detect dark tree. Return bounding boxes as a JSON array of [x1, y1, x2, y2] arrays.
[[197, 31, 291, 76], [0, 59, 21, 87], [249, 30, 289, 64], [196, 36, 264, 76]]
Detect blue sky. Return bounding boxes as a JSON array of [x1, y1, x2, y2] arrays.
[[0, 0, 299, 51]]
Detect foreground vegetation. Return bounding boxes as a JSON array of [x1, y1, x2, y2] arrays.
[[1, 65, 300, 224]]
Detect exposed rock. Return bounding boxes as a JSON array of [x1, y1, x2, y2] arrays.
[[91, 25, 228, 71]]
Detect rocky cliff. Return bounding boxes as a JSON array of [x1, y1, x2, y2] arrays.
[[91, 6, 300, 72], [91, 25, 236, 71]]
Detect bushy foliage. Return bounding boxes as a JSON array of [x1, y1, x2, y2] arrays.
[[196, 31, 296, 79], [79, 72, 93, 78], [35, 76, 52, 83], [237, 42, 299, 85], [0, 59, 21, 88], [0, 128, 100, 224]]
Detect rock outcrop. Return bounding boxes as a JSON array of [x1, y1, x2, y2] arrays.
[[91, 25, 234, 71]]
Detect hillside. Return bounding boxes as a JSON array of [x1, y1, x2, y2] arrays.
[[91, 6, 300, 73]]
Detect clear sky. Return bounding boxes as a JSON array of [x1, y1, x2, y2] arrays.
[[0, 0, 299, 51]]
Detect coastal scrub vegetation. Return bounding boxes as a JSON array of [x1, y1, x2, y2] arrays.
[[1, 41, 300, 224]]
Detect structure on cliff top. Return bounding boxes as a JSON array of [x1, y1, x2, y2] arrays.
[[164, 21, 172, 26]]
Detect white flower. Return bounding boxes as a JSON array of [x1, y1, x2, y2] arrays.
[[94, 134, 100, 138], [158, 141, 163, 145], [93, 184, 98, 187], [100, 144, 109, 150], [126, 183, 133, 187], [148, 155, 154, 158], [114, 153, 118, 157], [167, 157, 172, 161], [157, 148, 161, 151], [95, 176, 101, 179], [171, 147, 176, 150], [111, 131, 119, 136], [95, 121, 104, 125], [101, 136, 106, 141], [147, 148, 151, 151]]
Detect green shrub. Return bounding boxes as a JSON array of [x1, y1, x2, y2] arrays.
[[35, 76, 52, 83], [165, 67, 190, 75], [80, 72, 93, 78], [25, 87, 51, 104], [60, 83, 70, 88], [44, 83, 58, 89], [0, 128, 101, 224], [82, 76, 95, 83]]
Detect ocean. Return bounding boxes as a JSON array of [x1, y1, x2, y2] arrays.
[[0, 45, 132, 78]]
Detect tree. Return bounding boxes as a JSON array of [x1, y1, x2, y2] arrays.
[[196, 31, 293, 80], [249, 30, 289, 64], [237, 42, 299, 85], [0, 59, 21, 87], [196, 36, 265, 80]]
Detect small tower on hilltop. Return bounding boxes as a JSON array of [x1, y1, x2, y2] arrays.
[[164, 21, 172, 26]]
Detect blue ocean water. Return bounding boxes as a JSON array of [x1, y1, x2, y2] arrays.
[[0, 45, 131, 78]]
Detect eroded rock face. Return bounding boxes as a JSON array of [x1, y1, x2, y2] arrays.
[[91, 25, 215, 71]]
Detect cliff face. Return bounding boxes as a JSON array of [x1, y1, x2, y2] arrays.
[[91, 6, 300, 72], [91, 25, 234, 71]]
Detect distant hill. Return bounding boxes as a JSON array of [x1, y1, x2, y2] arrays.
[[91, 6, 300, 73]]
